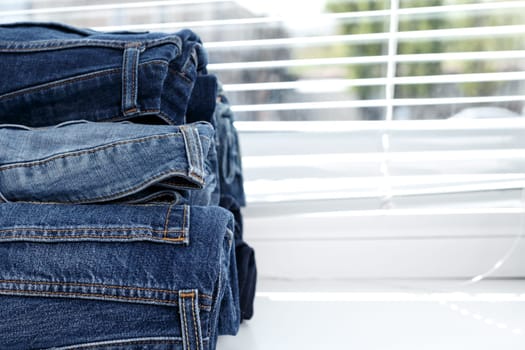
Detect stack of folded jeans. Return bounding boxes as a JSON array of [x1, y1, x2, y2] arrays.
[[0, 22, 256, 350]]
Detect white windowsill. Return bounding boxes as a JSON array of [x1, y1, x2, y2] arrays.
[[218, 278, 525, 349]]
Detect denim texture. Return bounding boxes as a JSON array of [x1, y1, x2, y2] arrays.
[[214, 86, 254, 320], [220, 196, 256, 321], [0, 21, 253, 347], [0, 22, 207, 126], [0, 121, 217, 206], [187, 80, 254, 320], [186, 75, 218, 125], [0, 203, 239, 350], [214, 86, 246, 208]]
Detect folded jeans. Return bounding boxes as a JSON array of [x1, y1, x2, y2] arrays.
[[0, 202, 240, 350], [0, 121, 218, 205], [0, 22, 208, 126]]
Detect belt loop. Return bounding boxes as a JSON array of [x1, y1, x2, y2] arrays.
[[180, 124, 205, 184], [121, 43, 142, 116], [179, 289, 204, 350]]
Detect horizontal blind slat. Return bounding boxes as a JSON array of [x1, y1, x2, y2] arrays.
[[205, 25, 525, 49], [243, 150, 525, 166], [246, 181, 525, 202], [231, 95, 525, 112], [209, 51, 525, 70], [224, 72, 525, 92], [0, 0, 226, 16], [90, 11, 392, 32], [234, 119, 525, 132], [7, 0, 525, 20]]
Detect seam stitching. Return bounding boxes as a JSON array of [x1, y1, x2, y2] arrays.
[[122, 48, 129, 114], [0, 234, 185, 242], [53, 339, 183, 350], [163, 203, 174, 239], [0, 279, 213, 299], [181, 294, 190, 350], [0, 227, 183, 233], [192, 292, 200, 350], [0, 133, 181, 171], [0, 60, 168, 101], [0, 289, 212, 310], [131, 48, 138, 111]]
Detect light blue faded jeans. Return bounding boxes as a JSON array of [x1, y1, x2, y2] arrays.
[[0, 120, 218, 206]]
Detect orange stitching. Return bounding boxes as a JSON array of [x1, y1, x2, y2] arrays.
[[163, 203, 174, 239], [12, 202, 181, 207], [0, 289, 211, 310], [162, 236, 186, 242], [0, 227, 184, 233], [179, 292, 195, 298], [196, 293, 211, 300], [0, 133, 181, 171], [0, 234, 185, 242], [0, 279, 213, 299], [0, 288, 176, 304]]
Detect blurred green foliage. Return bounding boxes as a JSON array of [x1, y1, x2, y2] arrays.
[[326, 0, 524, 100]]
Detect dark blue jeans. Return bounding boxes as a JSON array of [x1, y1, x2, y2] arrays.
[[0, 22, 207, 126], [0, 203, 239, 350], [0, 21, 255, 325]]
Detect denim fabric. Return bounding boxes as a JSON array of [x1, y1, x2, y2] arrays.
[[185, 79, 255, 320], [0, 121, 217, 205], [0, 202, 240, 350], [220, 196, 256, 321], [173, 122, 221, 207], [0, 22, 207, 126], [214, 86, 255, 320], [186, 75, 218, 125], [187, 80, 255, 320], [0, 21, 252, 346], [214, 87, 246, 208]]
